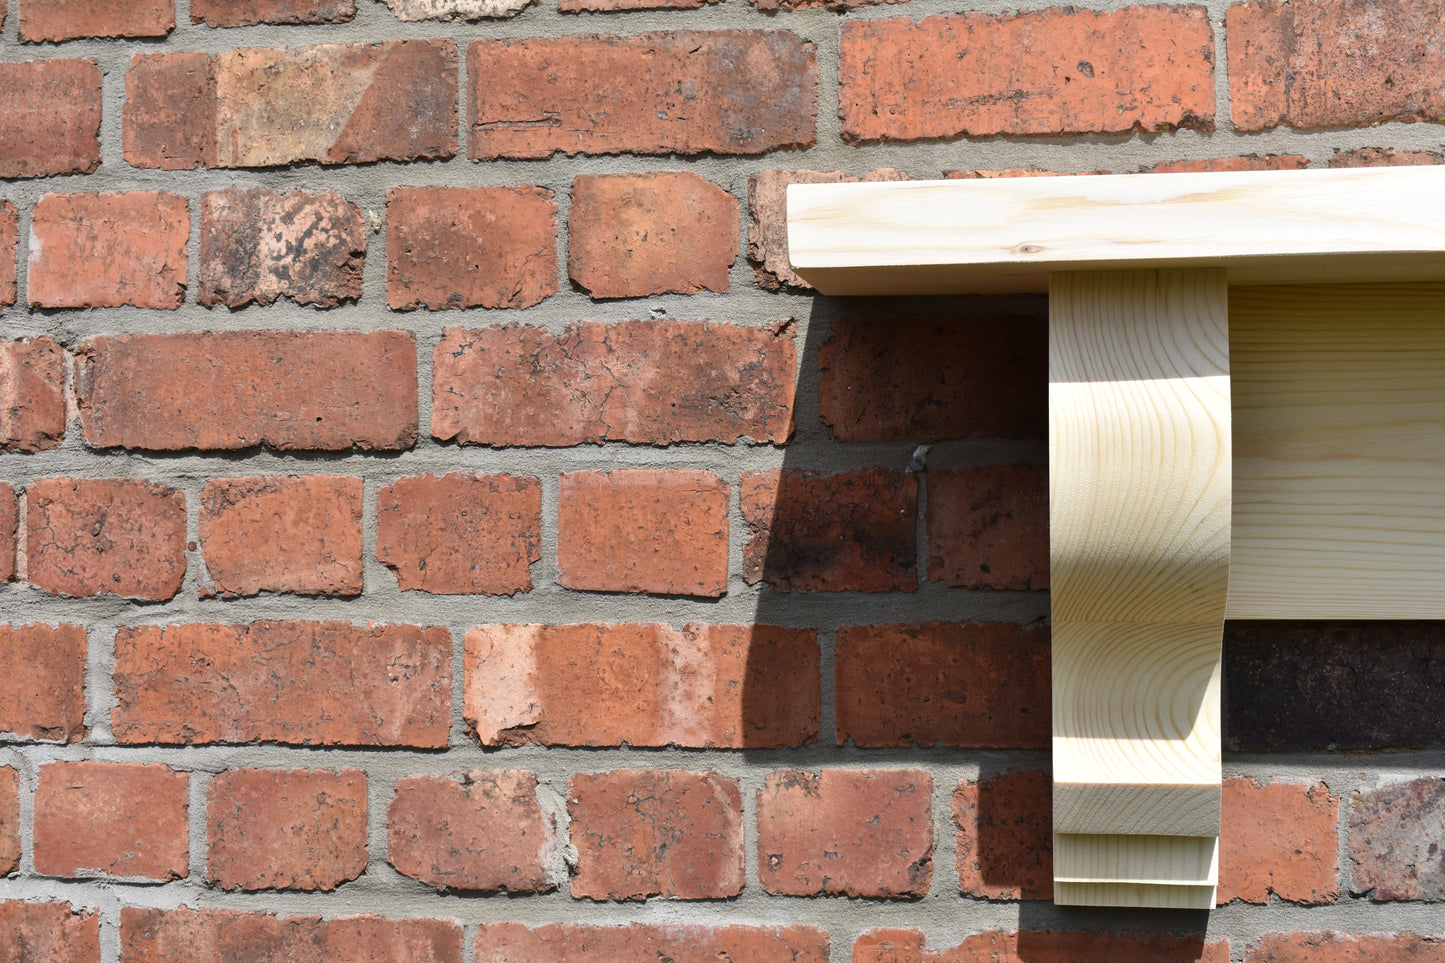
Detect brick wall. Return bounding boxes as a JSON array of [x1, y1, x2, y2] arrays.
[[2, 0, 1445, 961]]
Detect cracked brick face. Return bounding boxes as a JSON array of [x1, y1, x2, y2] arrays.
[[0, 623, 86, 743]]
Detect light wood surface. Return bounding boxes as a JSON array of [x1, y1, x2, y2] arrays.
[[1050, 270, 1229, 908]]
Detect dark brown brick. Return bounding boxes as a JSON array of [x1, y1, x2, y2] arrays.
[[0, 767, 18, 876], [26, 479, 187, 602], [927, 466, 1048, 590], [474, 923, 829, 962], [819, 314, 1047, 441], [954, 770, 1051, 900], [388, 771, 554, 893], [28, 193, 189, 310], [0, 338, 66, 453], [207, 768, 368, 892], [386, 186, 557, 311], [0, 901, 100, 963], [1221, 778, 1339, 905], [123, 52, 218, 170], [376, 473, 541, 596], [77, 331, 418, 452], [112, 621, 452, 748], [1245, 932, 1445, 962], [0, 623, 86, 743], [854, 930, 1230, 963], [19, 0, 172, 40], [198, 476, 363, 599], [191, 0, 356, 25], [569, 770, 743, 901], [1330, 148, 1445, 167], [568, 173, 738, 298], [121, 907, 462, 963], [740, 468, 917, 593], [467, 32, 816, 159], [0, 202, 15, 310], [432, 321, 795, 447], [200, 189, 365, 309], [465, 623, 819, 749], [34, 762, 188, 881], [1349, 777, 1445, 901], [0, 59, 101, 178], [840, 7, 1214, 142]]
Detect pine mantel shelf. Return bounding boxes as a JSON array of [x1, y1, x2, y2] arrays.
[[787, 165, 1445, 910]]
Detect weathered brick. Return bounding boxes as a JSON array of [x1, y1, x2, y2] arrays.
[[112, 621, 451, 748], [944, 168, 1092, 178], [569, 173, 738, 298], [123, 52, 218, 169], [0, 902, 100, 963], [1145, 155, 1310, 173], [0, 623, 86, 743], [388, 771, 554, 893], [557, 470, 729, 597], [1220, 778, 1339, 905], [77, 331, 418, 452], [840, 7, 1214, 143], [747, 169, 906, 291], [207, 768, 368, 892], [385, 186, 557, 311], [191, 0, 356, 25], [0, 202, 15, 310], [1350, 777, 1445, 901], [753, 0, 904, 10], [1245, 932, 1445, 962], [0, 484, 12, 583], [33, 762, 187, 881], [1229, 0, 1445, 131], [198, 476, 363, 599], [757, 769, 933, 897], [953, 770, 1052, 900], [474, 923, 829, 962], [819, 315, 1047, 441], [28, 193, 189, 309], [854, 930, 1230, 963], [26, 478, 187, 602], [741, 468, 917, 592], [376, 473, 540, 596], [200, 189, 365, 309], [465, 623, 820, 748], [561, 0, 716, 12], [0, 59, 101, 178], [0, 767, 17, 876], [0, 338, 65, 453], [19, 0, 172, 40], [467, 32, 817, 159], [836, 622, 1049, 748], [121, 907, 462, 963], [927, 466, 1047, 590], [433, 321, 796, 447], [570, 770, 744, 901], [1331, 148, 1445, 167], [383, 0, 534, 18]]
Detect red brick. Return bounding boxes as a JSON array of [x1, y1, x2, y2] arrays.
[[747, 169, 906, 291], [1230, 0, 1445, 131], [123, 52, 218, 170], [467, 32, 816, 159], [854, 929, 1230, 963], [0, 338, 65, 453], [557, 470, 729, 597], [200, 189, 365, 309], [77, 331, 417, 452], [33, 762, 187, 881], [433, 321, 795, 447], [820, 315, 1046, 441], [0, 484, 12, 583], [19, 0, 172, 40], [0, 59, 100, 178], [561, 0, 716, 11], [199, 476, 363, 599], [569, 770, 743, 901], [0, 623, 86, 743], [465, 623, 819, 748], [1220, 778, 1339, 905], [121, 907, 462, 963], [836, 622, 1049, 749], [757, 769, 933, 897], [385, 186, 557, 311], [1349, 776, 1445, 900], [376, 473, 540, 596], [112, 621, 451, 748], [927, 466, 1047, 590], [388, 771, 554, 893], [475, 923, 829, 962], [1246, 932, 1445, 962], [26, 478, 186, 602], [0, 902, 100, 963], [192, 0, 355, 25], [568, 173, 738, 298], [740, 468, 917, 592], [207, 768, 368, 892], [28, 193, 189, 310], [953, 770, 1051, 900], [753, 0, 904, 10], [1145, 155, 1310, 173], [1331, 148, 1445, 167], [840, 7, 1214, 143], [0, 767, 17, 876], [944, 168, 1093, 178], [0, 202, 14, 310]]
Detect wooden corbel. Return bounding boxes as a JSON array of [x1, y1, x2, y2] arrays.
[[786, 166, 1445, 909]]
